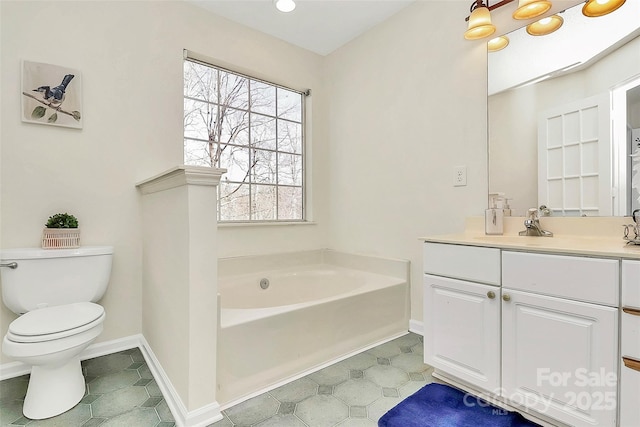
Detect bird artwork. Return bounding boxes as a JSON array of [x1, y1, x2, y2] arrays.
[[33, 74, 74, 108], [21, 61, 82, 128]]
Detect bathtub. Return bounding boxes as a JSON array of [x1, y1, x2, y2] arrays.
[[217, 250, 409, 406]]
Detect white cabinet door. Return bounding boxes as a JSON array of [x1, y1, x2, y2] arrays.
[[502, 289, 618, 427], [424, 274, 500, 392]]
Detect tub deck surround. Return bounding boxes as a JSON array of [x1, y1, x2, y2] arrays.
[[217, 250, 410, 407], [421, 216, 640, 259]]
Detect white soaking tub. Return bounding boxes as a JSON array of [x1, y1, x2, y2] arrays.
[[217, 250, 409, 406]]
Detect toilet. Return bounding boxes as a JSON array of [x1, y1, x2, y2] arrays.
[[0, 246, 113, 420]]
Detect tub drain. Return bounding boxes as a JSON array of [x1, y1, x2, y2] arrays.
[[259, 278, 270, 289]]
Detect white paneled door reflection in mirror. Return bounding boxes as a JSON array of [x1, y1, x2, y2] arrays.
[[538, 94, 611, 216], [488, 0, 640, 216]]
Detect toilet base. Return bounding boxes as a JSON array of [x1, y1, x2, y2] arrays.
[[23, 355, 86, 420]]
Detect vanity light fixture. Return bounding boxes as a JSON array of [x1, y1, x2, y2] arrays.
[[274, 0, 296, 13], [464, 0, 626, 41], [488, 35, 510, 51], [526, 14, 564, 36], [582, 0, 626, 17], [512, 0, 552, 19], [464, 0, 496, 40]]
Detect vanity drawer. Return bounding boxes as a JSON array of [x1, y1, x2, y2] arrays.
[[620, 356, 640, 427], [622, 260, 640, 359], [502, 251, 618, 306], [424, 242, 500, 285]]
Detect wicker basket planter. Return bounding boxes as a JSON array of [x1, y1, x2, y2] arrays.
[[42, 228, 80, 249]]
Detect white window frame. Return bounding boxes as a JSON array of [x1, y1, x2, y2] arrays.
[[183, 52, 309, 224]]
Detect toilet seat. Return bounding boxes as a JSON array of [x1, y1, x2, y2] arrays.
[[7, 302, 105, 343]]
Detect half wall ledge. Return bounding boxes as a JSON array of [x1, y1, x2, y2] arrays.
[[136, 165, 226, 194]]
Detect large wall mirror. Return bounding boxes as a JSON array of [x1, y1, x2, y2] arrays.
[[488, 0, 640, 217]]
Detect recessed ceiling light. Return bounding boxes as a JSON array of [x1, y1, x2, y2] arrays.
[[275, 0, 296, 13]]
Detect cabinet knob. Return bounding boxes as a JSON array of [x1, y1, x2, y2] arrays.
[[487, 291, 496, 299], [502, 294, 511, 302]]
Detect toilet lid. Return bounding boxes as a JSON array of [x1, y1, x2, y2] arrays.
[[9, 302, 104, 338]]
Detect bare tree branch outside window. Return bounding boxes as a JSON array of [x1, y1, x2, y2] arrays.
[[183, 59, 304, 221]]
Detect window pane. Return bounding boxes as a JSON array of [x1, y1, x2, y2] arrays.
[[278, 186, 302, 220], [219, 71, 248, 110], [277, 120, 302, 154], [251, 113, 276, 150], [184, 60, 305, 223], [184, 61, 218, 103], [278, 153, 303, 186], [184, 138, 217, 167], [219, 145, 249, 182], [220, 183, 250, 221], [277, 88, 302, 122], [220, 107, 249, 146], [251, 80, 276, 116], [252, 149, 276, 184], [251, 184, 276, 220], [184, 98, 216, 140]]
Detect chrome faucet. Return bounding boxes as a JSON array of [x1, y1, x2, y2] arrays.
[[519, 208, 553, 237]]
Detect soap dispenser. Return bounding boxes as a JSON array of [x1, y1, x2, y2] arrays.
[[485, 193, 504, 235], [503, 198, 512, 216]]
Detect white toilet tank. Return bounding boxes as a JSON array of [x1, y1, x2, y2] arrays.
[[0, 246, 113, 315]]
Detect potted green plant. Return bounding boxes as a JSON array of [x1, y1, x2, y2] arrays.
[[42, 213, 80, 249]]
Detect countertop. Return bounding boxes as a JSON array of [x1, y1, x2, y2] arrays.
[[421, 217, 640, 260]]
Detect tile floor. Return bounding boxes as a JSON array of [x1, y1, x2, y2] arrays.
[[211, 332, 434, 427], [0, 348, 175, 427], [0, 332, 433, 427]]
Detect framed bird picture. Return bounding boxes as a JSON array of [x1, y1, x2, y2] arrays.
[[21, 60, 83, 129]]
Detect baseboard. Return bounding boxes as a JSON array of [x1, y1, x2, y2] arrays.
[[409, 319, 424, 336], [0, 360, 29, 381], [138, 336, 223, 427], [0, 334, 223, 427], [0, 334, 141, 381]]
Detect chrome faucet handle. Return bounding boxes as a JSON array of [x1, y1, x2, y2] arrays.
[[520, 207, 553, 237], [526, 208, 539, 221]]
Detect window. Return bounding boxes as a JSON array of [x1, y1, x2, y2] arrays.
[[183, 58, 305, 222]]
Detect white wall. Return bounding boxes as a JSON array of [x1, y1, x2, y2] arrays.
[[0, 0, 491, 368], [325, 1, 489, 324], [0, 0, 328, 364]]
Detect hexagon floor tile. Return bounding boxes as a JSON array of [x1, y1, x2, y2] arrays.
[[0, 348, 175, 427], [211, 332, 434, 427], [0, 333, 432, 427]]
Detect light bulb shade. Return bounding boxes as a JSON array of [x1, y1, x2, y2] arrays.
[[464, 6, 496, 40], [512, 0, 552, 19], [582, 0, 626, 17], [275, 0, 296, 12], [526, 14, 564, 36], [488, 36, 509, 52]]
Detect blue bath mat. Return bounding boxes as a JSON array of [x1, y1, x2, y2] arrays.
[[378, 383, 540, 427]]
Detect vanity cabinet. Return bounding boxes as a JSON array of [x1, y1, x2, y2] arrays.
[[424, 243, 620, 427], [424, 274, 500, 392], [423, 243, 501, 391], [620, 260, 640, 427]]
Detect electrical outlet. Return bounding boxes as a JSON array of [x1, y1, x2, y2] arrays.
[[453, 165, 467, 187]]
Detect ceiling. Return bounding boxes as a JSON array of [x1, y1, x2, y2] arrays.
[[187, 0, 415, 56]]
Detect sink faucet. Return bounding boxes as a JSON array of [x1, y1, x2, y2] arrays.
[[519, 208, 553, 237]]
